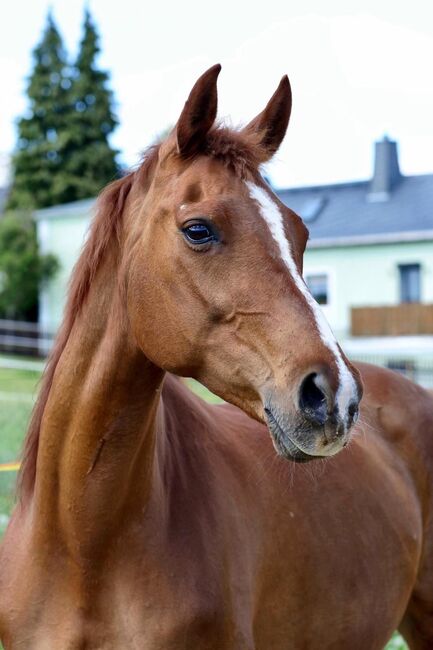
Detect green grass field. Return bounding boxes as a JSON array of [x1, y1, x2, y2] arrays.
[[0, 366, 40, 538], [0, 363, 407, 649]]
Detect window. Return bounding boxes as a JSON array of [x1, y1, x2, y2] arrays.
[[300, 196, 327, 223], [399, 264, 421, 303], [306, 273, 328, 305]]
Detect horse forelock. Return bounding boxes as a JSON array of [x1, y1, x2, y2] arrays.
[[203, 125, 264, 177], [158, 124, 265, 178]]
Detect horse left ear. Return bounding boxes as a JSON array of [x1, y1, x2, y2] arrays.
[[175, 64, 221, 158], [243, 75, 292, 162]]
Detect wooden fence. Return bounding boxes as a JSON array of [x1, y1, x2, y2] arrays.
[[351, 303, 433, 337], [0, 319, 54, 356]]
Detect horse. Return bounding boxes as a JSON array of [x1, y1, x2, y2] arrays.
[[1, 65, 433, 649]]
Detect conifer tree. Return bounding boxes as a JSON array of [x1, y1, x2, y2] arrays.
[[64, 9, 119, 199], [7, 12, 72, 209]]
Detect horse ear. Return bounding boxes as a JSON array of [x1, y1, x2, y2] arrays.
[[176, 64, 221, 158], [243, 75, 292, 162]]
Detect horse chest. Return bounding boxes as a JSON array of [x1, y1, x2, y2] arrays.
[[0, 482, 422, 650], [0, 527, 253, 649]]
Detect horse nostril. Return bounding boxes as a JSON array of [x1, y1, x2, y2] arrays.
[[347, 401, 359, 426], [299, 373, 328, 426]]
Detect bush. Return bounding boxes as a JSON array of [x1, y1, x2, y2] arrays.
[[0, 212, 59, 320]]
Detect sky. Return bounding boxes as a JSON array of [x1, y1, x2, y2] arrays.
[[1, 0, 433, 189]]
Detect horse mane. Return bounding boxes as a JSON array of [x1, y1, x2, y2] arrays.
[[17, 127, 260, 500], [18, 147, 160, 499]]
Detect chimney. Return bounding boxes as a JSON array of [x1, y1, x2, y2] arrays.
[[367, 136, 402, 202]]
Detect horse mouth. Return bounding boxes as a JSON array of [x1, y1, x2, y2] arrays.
[[264, 407, 326, 463]]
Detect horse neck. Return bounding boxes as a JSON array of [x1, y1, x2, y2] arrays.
[[32, 250, 166, 554]]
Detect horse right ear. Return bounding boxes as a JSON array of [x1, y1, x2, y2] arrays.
[[242, 75, 292, 162], [175, 64, 221, 158]]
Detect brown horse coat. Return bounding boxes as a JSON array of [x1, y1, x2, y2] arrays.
[[1, 66, 433, 649]]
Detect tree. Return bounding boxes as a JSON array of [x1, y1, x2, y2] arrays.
[[63, 9, 119, 199], [7, 9, 119, 210], [0, 213, 59, 320], [7, 12, 72, 210]]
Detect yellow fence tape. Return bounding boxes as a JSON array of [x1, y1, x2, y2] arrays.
[[0, 462, 20, 473]]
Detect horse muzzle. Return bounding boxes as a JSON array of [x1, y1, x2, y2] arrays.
[[263, 369, 360, 462], [264, 404, 351, 462]]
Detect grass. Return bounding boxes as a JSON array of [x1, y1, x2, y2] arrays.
[[0, 366, 41, 395], [0, 365, 39, 539], [0, 364, 408, 649], [387, 633, 408, 649], [186, 378, 223, 404]]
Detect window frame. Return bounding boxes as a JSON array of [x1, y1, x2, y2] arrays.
[[303, 267, 336, 324], [398, 263, 421, 304], [305, 272, 329, 306]]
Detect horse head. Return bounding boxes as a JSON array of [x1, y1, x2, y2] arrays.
[[124, 65, 363, 462]]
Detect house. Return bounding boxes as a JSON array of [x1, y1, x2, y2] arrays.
[[279, 137, 433, 384], [36, 198, 95, 339], [34, 137, 433, 383]]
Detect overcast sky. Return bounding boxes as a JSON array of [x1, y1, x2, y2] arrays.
[[1, 0, 433, 188]]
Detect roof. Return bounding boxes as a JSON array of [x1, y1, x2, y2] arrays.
[[276, 173, 433, 248], [34, 175, 433, 247]]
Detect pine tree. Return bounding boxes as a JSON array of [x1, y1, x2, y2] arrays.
[[64, 9, 119, 199], [7, 12, 72, 209]]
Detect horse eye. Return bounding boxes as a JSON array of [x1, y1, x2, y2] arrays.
[[182, 222, 215, 244]]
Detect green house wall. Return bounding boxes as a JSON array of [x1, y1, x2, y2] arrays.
[[304, 240, 433, 338], [38, 211, 91, 334]]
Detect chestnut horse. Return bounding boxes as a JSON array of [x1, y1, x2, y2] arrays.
[[1, 66, 433, 649]]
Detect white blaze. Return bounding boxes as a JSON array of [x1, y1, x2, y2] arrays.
[[246, 181, 357, 418]]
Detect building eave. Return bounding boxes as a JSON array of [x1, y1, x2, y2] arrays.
[[33, 198, 96, 221], [342, 335, 433, 357], [308, 230, 433, 249]]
